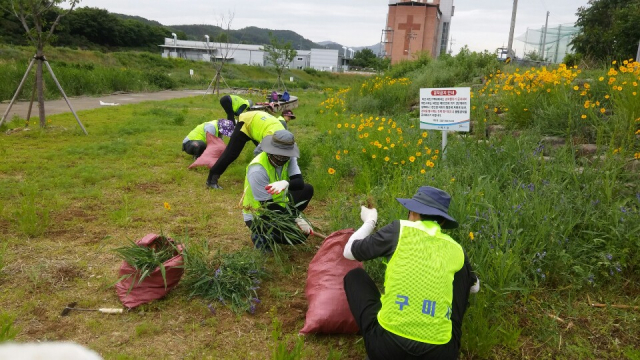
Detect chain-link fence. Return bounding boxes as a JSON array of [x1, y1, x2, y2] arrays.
[[516, 24, 580, 63]]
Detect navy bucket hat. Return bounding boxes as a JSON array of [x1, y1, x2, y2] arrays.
[[396, 186, 459, 229]]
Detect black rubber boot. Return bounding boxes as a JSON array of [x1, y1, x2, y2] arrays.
[[206, 174, 222, 190]]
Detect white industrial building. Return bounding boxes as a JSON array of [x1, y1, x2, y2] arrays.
[[160, 37, 349, 71]]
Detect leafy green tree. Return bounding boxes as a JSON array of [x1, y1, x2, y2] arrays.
[[571, 0, 640, 61], [263, 32, 297, 91], [524, 50, 544, 62], [351, 48, 378, 68]]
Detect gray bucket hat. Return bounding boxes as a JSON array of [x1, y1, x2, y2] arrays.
[[396, 186, 459, 229], [260, 130, 300, 158]]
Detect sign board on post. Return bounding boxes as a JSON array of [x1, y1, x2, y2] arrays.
[[419, 88, 471, 132], [189, 69, 194, 78], [419, 87, 471, 158]]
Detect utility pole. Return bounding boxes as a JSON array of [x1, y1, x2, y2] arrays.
[[507, 0, 519, 59], [541, 11, 550, 62]]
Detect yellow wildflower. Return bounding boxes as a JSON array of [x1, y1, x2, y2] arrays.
[[164, 202, 171, 210]]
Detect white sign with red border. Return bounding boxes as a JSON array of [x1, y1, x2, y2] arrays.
[[419, 88, 471, 132]]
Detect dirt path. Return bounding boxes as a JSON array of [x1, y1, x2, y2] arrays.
[[0, 89, 213, 121]]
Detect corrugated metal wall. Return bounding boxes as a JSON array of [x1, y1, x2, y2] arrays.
[[161, 39, 340, 71], [232, 50, 265, 66], [310, 49, 339, 71]]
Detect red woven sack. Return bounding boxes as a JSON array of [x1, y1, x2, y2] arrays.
[[300, 229, 362, 335], [115, 234, 184, 309], [188, 132, 226, 169]]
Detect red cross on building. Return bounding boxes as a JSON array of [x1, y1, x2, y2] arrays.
[[398, 15, 421, 54]]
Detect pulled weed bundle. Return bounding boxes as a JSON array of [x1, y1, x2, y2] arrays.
[[181, 239, 267, 314], [249, 200, 309, 249], [113, 236, 178, 290]]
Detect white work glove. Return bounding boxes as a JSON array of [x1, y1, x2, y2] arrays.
[[265, 180, 289, 195], [470, 279, 480, 294], [295, 217, 313, 236], [360, 206, 378, 225]]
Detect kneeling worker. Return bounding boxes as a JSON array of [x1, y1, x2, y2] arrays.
[[343, 186, 479, 360], [182, 119, 235, 159], [242, 130, 314, 249], [219, 94, 252, 124]]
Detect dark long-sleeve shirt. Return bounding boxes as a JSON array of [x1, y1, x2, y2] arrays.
[[351, 220, 478, 355]]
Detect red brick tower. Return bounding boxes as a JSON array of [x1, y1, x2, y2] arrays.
[[383, 0, 442, 64]]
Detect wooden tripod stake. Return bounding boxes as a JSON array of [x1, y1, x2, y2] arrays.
[[0, 55, 88, 135]]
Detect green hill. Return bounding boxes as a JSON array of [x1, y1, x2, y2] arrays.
[[169, 25, 321, 49], [0, 5, 327, 51]]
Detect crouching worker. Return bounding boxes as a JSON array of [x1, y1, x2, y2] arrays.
[[182, 119, 235, 159], [242, 130, 314, 250], [342, 186, 480, 360]]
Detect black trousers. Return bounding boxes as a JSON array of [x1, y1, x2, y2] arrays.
[[182, 140, 206, 158], [344, 268, 458, 360], [219, 95, 248, 123], [245, 183, 314, 244], [219, 95, 235, 122], [206, 122, 258, 182]]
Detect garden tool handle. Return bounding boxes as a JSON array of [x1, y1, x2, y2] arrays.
[[311, 232, 327, 240], [98, 308, 123, 314]]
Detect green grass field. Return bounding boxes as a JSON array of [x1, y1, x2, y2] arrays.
[[1, 52, 639, 359], [0, 45, 366, 102]]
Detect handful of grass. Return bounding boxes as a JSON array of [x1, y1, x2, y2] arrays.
[[113, 236, 178, 291], [249, 200, 308, 248]]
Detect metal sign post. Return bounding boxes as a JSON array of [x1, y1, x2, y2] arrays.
[[419, 88, 471, 159]]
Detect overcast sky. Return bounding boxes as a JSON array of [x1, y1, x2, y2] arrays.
[[74, 0, 590, 56]]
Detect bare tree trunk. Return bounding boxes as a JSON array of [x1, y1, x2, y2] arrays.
[[214, 72, 221, 95], [36, 47, 46, 128]]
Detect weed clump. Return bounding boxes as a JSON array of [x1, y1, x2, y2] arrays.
[[181, 240, 267, 314]]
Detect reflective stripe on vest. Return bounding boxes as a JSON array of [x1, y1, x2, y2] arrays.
[[239, 111, 285, 142], [187, 120, 219, 141], [230, 95, 250, 114], [242, 152, 290, 216], [377, 220, 464, 344]]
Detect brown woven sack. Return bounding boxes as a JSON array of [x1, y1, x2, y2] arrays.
[[300, 229, 362, 334], [115, 234, 184, 308], [188, 132, 226, 169]]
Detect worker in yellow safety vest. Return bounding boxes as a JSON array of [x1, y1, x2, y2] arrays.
[[277, 109, 296, 129], [182, 119, 235, 159], [206, 111, 285, 189], [343, 186, 480, 360], [219, 94, 253, 124], [242, 130, 314, 250]]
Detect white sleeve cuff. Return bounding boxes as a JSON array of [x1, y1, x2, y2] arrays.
[[470, 278, 480, 294], [343, 220, 376, 260]]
